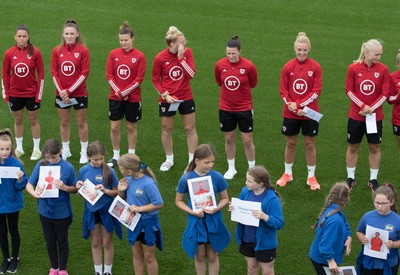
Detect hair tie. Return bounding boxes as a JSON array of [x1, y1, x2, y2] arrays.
[[139, 161, 147, 170]]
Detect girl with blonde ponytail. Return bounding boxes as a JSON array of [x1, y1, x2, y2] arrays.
[[309, 182, 352, 274]]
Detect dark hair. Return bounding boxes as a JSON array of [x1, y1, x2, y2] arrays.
[[41, 139, 61, 166], [186, 144, 216, 172], [248, 165, 282, 202], [57, 19, 84, 53], [312, 182, 350, 229], [118, 154, 157, 183], [226, 35, 241, 51], [119, 21, 134, 37], [87, 141, 111, 188], [15, 24, 34, 57], [0, 128, 21, 164], [374, 184, 398, 213]]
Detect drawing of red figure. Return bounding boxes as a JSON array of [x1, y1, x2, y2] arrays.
[[45, 170, 54, 189], [370, 232, 383, 252], [83, 186, 97, 201], [114, 203, 125, 217], [205, 195, 214, 206], [195, 181, 209, 195]]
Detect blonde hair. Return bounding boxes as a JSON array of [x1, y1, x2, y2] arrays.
[[294, 32, 311, 48], [165, 26, 183, 46], [118, 153, 157, 183], [312, 182, 349, 229], [0, 128, 21, 164], [354, 39, 382, 64]]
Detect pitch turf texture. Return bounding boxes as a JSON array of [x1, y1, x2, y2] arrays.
[[1, 0, 400, 274]]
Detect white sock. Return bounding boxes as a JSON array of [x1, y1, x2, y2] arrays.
[[346, 167, 356, 179], [188, 153, 194, 164], [248, 160, 255, 169], [104, 264, 112, 274], [128, 149, 136, 155], [284, 162, 293, 175], [113, 150, 120, 160], [370, 168, 379, 181], [227, 159, 235, 171], [307, 165, 316, 178], [80, 141, 88, 154], [166, 154, 174, 164], [15, 137, 23, 151], [62, 141, 70, 150], [33, 138, 41, 151], [94, 264, 102, 274]]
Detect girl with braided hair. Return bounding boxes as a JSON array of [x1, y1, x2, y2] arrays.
[[309, 182, 352, 274], [117, 153, 163, 275], [229, 165, 284, 275], [356, 184, 400, 274]]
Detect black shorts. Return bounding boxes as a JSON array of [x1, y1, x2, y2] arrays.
[[9, 96, 40, 112], [347, 118, 382, 144], [55, 96, 88, 110], [159, 99, 195, 117], [393, 124, 400, 136], [282, 118, 319, 136], [239, 241, 276, 263], [136, 230, 160, 246], [109, 100, 142, 122], [219, 110, 254, 133], [93, 211, 103, 225]]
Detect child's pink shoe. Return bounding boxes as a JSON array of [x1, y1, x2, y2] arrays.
[[58, 270, 68, 275], [49, 268, 59, 275]]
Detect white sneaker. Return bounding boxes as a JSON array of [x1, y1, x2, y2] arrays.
[[224, 169, 237, 180], [79, 152, 88, 164], [15, 149, 25, 158], [30, 150, 42, 160], [62, 149, 71, 160], [160, 161, 173, 171]]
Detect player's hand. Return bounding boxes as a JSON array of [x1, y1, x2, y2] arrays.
[[118, 177, 128, 192], [76, 180, 84, 189], [177, 44, 186, 59]]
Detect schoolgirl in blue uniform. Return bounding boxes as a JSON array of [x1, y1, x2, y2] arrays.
[[76, 141, 121, 275], [356, 184, 400, 275], [25, 139, 77, 275], [117, 153, 163, 275], [309, 182, 352, 275], [0, 129, 27, 274], [229, 165, 284, 275], [175, 144, 231, 275]]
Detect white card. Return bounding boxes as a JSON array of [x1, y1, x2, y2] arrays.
[[57, 98, 78, 108], [168, 100, 184, 112], [230, 197, 261, 227], [366, 113, 377, 134], [303, 106, 323, 122]]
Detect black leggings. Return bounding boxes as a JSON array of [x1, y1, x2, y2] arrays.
[[311, 259, 328, 275], [0, 212, 20, 259], [39, 215, 71, 270]]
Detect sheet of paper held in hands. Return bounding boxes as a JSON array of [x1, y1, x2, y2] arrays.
[[35, 166, 61, 198], [323, 266, 356, 275], [366, 113, 377, 134], [78, 179, 104, 205], [0, 166, 20, 184], [363, 224, 389, 260], [57, 98, 78, 108], [0, 167, 20, 179], [108, 195, 141, 231], [187, 175, 217, 213], [303, 106, 323, 122], [230, 198, 261, 227], [168, 100, 184, 112]]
